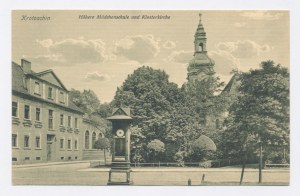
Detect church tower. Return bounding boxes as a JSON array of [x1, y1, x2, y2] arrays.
[[187, 13, 215, 82]]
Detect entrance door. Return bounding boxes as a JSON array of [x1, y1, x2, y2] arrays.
[[47, 142, 52, 161]]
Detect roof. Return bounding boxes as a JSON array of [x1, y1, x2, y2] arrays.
[[32, 70, 68, 91], [222, 74, 240, 94], [188, 52, 215, 69], [12, 62, 28, 94], [106, 107, 133, 121], [12, 62, 84, 114]]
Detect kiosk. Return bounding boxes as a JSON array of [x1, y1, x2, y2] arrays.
[[106, 107, 133, 185]]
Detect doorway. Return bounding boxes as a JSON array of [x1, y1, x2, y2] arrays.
[[47, 134, 55, 161], [47, 142, 52, 161]]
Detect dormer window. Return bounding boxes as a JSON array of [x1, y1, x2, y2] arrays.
[[48, 87, 53, 99], [59, 91, 65, 103], [34, 82, 41, 95]]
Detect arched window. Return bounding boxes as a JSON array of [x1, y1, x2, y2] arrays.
[[92, 132, 96, 149], [85, 131, 90, 149], [199, 43, 203, 52], [98, 132, 103, 139]]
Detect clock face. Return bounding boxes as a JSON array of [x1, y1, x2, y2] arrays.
[[116, 129, 125, 137]]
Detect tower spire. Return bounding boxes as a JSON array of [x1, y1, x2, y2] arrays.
[[194, 13, 206, 53], [199, 13, 202, 23], [187, 13, 215, 82]]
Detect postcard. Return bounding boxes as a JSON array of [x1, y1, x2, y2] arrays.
[[11, 10, 290, 186]]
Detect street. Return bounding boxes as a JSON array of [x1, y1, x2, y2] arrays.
[[12, 162, 289, 185]]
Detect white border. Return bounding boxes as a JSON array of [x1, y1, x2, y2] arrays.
[[1, 0, 300, 196]]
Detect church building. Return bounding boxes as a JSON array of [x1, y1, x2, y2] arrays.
[[186, 13, 238, 130]]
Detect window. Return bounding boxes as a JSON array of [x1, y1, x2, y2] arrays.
[[12, 102, 18, 117], [35, 136, 40, 148], [59, 91, 65, 103], [60, 139, 64, 149], [36, 108, 41, 121], [199, 43, 204, 52], [74, 140, 78, 150], [75, 118, 78, 128], [48, 110, 53, 129], [98, 132, 103, 139], [68, 116, 71, 127], [34, 82, 40, 94], [48, 87, 53, 99], [85, 131, 89, 149], [67, 139, 71, 149], [24, 135, 30, 148], [24, 105, 30, 119], [92, 132, 96, 149], [36, 157, 41, 160], [12, 134, 17, 147], [60, 114, 64, 126]]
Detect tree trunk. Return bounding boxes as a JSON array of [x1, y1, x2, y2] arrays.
[[104, 148, 106, 166], [240, 156, 246, 185], [259, 143, 263, 183]]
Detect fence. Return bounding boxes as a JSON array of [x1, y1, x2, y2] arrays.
[[130, 158, 258, 168]]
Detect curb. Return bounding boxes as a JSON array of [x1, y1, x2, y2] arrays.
[[12, 160, 93, 168]]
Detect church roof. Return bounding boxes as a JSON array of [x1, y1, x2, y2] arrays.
[[188, 52, 215, 69], [222, 74, 239, 94]]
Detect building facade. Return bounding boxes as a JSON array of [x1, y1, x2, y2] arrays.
[[12, 59, 106, 164]]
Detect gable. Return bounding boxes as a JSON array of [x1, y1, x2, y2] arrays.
[[34, 71, 68, 91], [111, 107, 131, 116]]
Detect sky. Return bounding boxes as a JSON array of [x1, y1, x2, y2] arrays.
[[12, 10, 289, 103]]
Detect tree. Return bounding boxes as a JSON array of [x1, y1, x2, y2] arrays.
[[69, 89, 101, 114], [130, 125, 146, 163], [223, 60, 289, 183], [112, 66, 185, 162], [97, 102, 112, 118], [94, 138, 111, 165], [147, 139, 165, 162], [188, 135, 217, 162]]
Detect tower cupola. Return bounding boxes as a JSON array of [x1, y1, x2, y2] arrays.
[[187, 13, 215, 82]]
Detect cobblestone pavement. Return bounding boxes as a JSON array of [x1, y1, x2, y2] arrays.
[[12, 162, 289, 186]]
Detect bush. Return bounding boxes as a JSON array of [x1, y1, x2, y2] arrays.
[[199, 160, 212, 168]]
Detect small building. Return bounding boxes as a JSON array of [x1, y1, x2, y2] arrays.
[[12, 59, 106, 164]]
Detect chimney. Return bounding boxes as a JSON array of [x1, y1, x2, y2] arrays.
[[21, 59, 31, 73]]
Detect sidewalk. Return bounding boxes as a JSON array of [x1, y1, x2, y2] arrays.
[[80, 167, 289, 172], [13, 160, 290, 173], [12, 160, 91, 168]]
